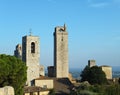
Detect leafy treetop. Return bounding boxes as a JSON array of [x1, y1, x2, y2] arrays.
[[80, 66, 107, 85], [0, 54, 27, 95]]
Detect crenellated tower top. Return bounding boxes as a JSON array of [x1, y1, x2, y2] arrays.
[[55, 24, 67, 32]]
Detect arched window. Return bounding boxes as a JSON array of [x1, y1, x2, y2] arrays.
[[31, 42, 35, 53]]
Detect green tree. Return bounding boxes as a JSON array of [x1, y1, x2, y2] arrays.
[[0, 54, 27, 95], [48, 89, 55, 95], [80, 66, 90, 82], [80, 66, 107, 85], [105, 84, 120, 95]]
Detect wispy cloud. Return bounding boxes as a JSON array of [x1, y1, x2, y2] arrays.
[[90, 2, 108, 8], [87, 0, 110, 8], [87, 0, 120, 8]]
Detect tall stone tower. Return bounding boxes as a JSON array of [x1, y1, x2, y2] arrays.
[[22, 35, 40, 86], [54, 24, 69, 78]]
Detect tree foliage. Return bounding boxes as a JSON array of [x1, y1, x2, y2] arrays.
[[0, 54, 27, 95], [80, 66, 107, 85], [104, 84, 120, 95], [70, 83, 98, 95], [48, 89, 55, 95], [70, 84, 120, 95]]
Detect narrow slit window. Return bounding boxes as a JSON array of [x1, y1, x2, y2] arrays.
[[31, 42, 35, 53]]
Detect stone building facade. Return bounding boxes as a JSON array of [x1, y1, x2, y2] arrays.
[[101, 65, 112, 79], [0, 86, 14, 95], [14, 35, 44, 86], [14, 44, 22, 59], [24, 86, 49, 95], [34, 77, 54, 89], [88, 60, 96, 67], [54, 24, 69, 78], [47, 66, 54, 77], [39, 65, 45, 76], [22, 35, 41, 86]]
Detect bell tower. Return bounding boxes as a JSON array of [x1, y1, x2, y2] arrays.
[[54, 24, 69, 78], [22, 34, 40, 86]]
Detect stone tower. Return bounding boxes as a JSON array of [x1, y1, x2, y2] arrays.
[[100, 65, 112, 79], [14, 44, 22, 59], [54, 24, 69, 78], [22, 35, 40, 86], [88, 60, 96, 67]]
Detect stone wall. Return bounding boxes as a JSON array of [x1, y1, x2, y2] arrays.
[[35, 79, 53, 89], [0, 86, 14, 95], [14, 44, 22, 59], [54, 24, 69, 78], [88, 60, 96, 67], [101, 66, 112, 79], [47, 66, 55, 77], [22, 35, 41, 86], [39, 65, 45, 76], [24, 86, 49, 95], [24, 91, 49, 95]]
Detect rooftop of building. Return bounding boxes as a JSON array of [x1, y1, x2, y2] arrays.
[[35, 76, 53, 80], [22, 34, 39, 38], [53, 78, 73, 95], [34, 76, 74, 95], [24, 86, 49, 93], [100, 65, 112, 67]]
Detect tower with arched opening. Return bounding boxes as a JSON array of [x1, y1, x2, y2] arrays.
[[22, 34, 40, 86]]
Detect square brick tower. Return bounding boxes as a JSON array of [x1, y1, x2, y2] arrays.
[[22, 35, 40, 86], [54, 24, 69, 78]]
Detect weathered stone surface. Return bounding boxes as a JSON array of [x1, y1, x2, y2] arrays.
[[39, 65, 45, 76], [0, 86, 14, 95], [101, 65, 112, 79], [54, 24, 69, 78], [88, 60, 96, 67], [14, 44, 22, 59], [22, 35, 42, 86], [35, 77, 54, 89]]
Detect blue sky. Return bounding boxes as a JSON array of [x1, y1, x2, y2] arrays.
[[0, 0, 120, 69]]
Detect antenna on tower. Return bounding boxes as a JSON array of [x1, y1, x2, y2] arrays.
[[64, 23, 66, 31], [29, 28, 32, 36]]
